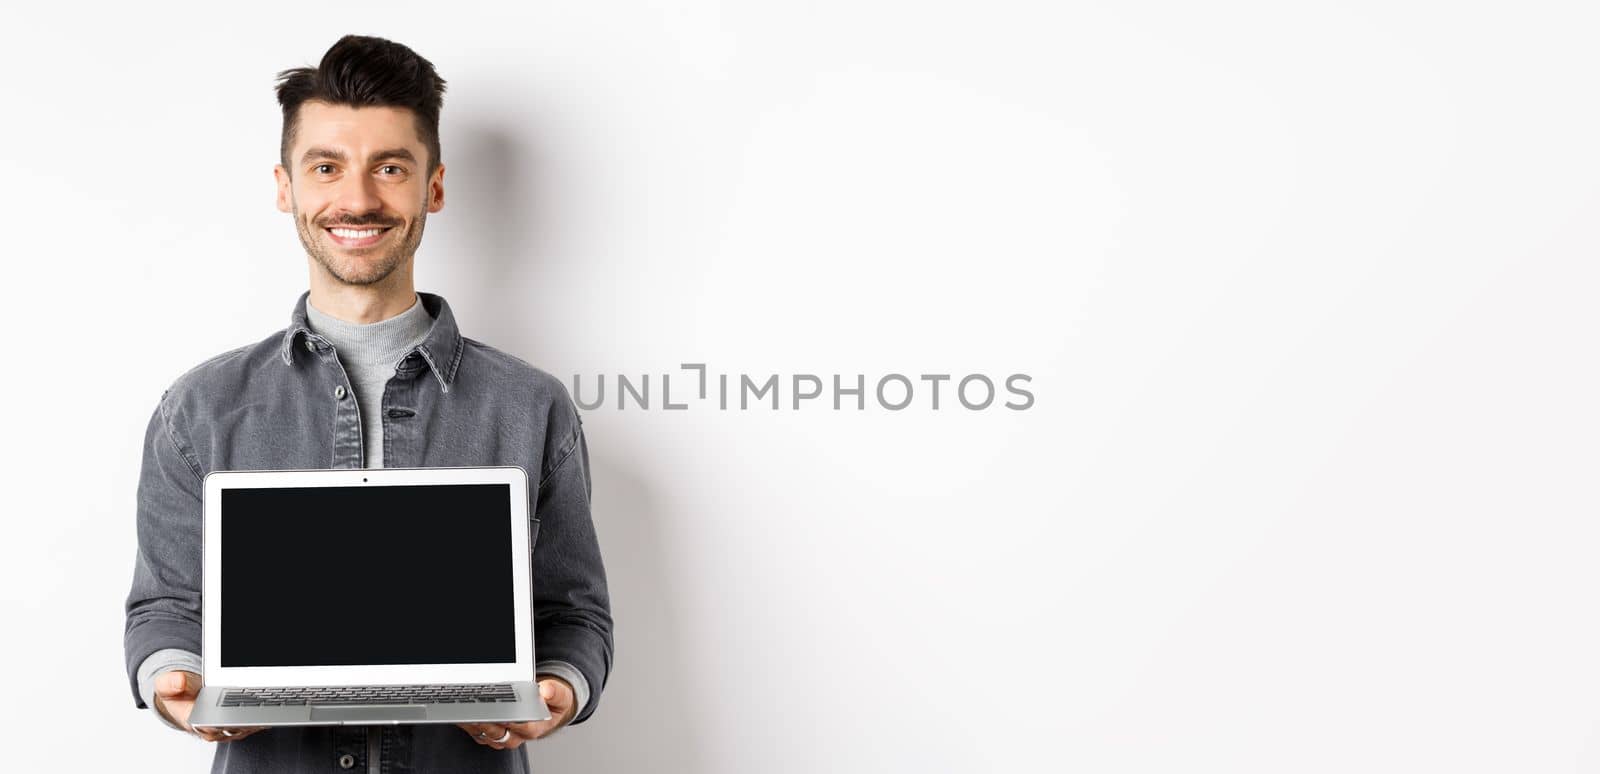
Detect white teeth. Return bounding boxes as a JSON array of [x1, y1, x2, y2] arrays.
[[330, 228, 384, 239]]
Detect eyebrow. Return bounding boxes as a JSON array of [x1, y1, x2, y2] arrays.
[[300, 147, 419, 166]]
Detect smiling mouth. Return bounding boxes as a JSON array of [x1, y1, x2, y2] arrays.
[[324, 226, 394, 248]]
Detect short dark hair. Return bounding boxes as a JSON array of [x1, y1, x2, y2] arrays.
[[275, 35, 448, 176]]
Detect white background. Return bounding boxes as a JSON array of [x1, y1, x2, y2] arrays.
[[2, 1, 1597, 772]]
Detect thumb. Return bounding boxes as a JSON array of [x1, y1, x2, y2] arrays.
[[540, 681, 555, 701], [158, 670, 199, 698]]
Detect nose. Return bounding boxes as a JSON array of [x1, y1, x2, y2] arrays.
[[331, 168, 383, 218]]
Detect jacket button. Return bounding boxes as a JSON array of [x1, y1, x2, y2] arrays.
[[305, 339, 317, 353], [334, 385, 347, 400], [338, 753, 356, 769]]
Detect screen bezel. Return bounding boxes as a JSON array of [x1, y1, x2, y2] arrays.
[[201, 465, 534, 687]]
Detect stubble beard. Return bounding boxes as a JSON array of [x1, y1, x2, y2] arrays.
[[294, 202, 427, 287]]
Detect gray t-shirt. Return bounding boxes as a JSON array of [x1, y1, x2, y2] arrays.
[[305, 293, 435, 468]]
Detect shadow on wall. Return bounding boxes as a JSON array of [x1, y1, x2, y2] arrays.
[[445, 123, 710, 773]]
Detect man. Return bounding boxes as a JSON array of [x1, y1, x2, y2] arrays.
[[123, 35, 614, 773]]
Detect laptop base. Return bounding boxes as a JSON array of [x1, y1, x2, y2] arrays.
[[189, 680, 550, 728]]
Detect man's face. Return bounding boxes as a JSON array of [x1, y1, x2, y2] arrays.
[[274, 101, 444, 286]]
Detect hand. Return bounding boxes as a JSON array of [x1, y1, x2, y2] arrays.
[[153, 670, 266, 743], [457, 676, 578, 750]]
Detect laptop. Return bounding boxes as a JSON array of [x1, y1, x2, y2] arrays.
[[188, 465, 553, 729]]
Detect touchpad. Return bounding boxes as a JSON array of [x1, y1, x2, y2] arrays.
[[312, 706, 427, 723]]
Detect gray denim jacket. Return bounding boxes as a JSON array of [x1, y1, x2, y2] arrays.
[[123, 291, 614, 773]]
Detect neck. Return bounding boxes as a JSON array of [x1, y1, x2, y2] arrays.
[[306, 260, 418, 324]]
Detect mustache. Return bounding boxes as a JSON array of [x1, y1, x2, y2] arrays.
[[317, 214, 401, 228]]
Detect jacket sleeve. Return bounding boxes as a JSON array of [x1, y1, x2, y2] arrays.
[[532, 402, 614, 725], [123, 391, 206, 709]]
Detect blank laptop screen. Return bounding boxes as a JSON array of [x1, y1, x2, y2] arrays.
[[220, 483, 516, 667]]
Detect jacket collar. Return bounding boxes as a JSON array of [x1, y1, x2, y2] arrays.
[[280, 290, 465, 395]]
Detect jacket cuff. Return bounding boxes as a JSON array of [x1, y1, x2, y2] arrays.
[[138, 648, 203, 732], [535, 660, 590, 723], [125, 616, 203, 710], [535, 625, 611, 725]]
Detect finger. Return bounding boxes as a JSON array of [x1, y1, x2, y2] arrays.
[[537, 679, 576, 727], [486, 724, 522, 749], [507, 719, 553, 742], [176, 670, 201, 697], [466, 723, 505, 746], [218, 727, 264, 743], [504, 721, 540, 739], [157, 697, 195, 731], [159, 670, 201, 698], [493, 730, 528, 751], [538, 679, 572, 705]]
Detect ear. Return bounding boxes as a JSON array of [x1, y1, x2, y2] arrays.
[[427, 163, 446, 213], [274, 164, 293, 213]]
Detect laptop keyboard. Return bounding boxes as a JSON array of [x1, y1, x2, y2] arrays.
[[220, 684, 517, 706]]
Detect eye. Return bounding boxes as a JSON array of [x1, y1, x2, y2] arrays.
[[379, 165, 405, 176], [313, 163, 335, 175]]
